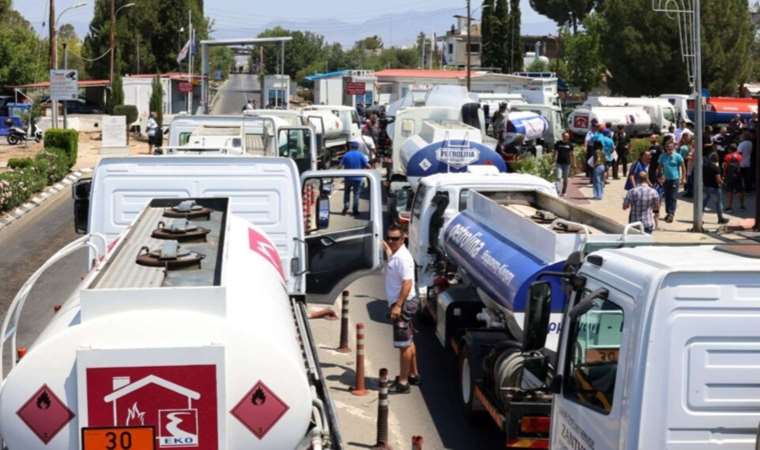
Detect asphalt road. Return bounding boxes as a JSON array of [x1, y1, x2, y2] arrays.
[[0, 189, 87, 371], [211, 73, 261, 114]]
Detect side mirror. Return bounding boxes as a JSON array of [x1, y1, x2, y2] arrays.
[[72, 178, 92, 235], [523, 281, 552, 352]]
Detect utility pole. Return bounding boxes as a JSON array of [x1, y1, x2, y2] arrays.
[[755, 95, 760, 231], [693, 0, 704, 232], [49, 0, 57, 69], [466, 0, 471, 91], [63, 42, 68, 129], [110, 0, 116, 86], [187, 9, 193, 114]]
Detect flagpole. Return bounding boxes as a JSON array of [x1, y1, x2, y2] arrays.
[[187, 9, 193, 115]]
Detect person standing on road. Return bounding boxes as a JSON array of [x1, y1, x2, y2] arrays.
[[738, 131, 754, 192], [613, 124, 629, 180], [679, 133, 695, 197], [492, 103, 507, 139], [623, 172, 659, 234], [591, 140, 606, 200], [383, 224, 420, 394], [553, 132, 573, 196], [647, 134, 664, 187], [626, 151, 651, 191], [147, 112, 160, 154], [723, 144, 745, 212], [340, 143, 370, 215], [703, 152, 729, 225], [657, 139, 686, 223]]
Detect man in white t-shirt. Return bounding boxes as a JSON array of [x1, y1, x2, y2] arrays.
[[383, 224, 419, 394], [737, 132, 754, 192]]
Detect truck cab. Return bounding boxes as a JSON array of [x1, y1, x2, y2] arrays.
[[527, 244, 760, 449]]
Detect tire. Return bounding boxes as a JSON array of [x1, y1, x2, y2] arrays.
[[458, 343, 484, 421], [7, 135, 19, 146]]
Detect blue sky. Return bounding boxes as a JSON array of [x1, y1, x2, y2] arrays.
[[12, 0, 556, 44]]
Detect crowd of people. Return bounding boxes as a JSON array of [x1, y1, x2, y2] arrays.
[[554, 113, 757, 232]]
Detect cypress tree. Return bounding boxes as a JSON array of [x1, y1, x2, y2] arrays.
[[508, 0, 522, 72], [494, 0, 509, 72], [481, 0, 496, 69]]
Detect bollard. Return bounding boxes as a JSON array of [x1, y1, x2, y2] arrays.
[[337, 290, 351, 353], [16, 347, 27, 361], [373, 368, 391, 450], [352, 323, 368, 396], [411, 436, 423, 450]]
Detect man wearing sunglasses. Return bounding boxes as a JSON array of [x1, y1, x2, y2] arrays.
[[383, 224, 420, 394]]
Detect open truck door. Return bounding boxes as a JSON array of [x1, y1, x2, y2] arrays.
[[302, 169, 383, 304]]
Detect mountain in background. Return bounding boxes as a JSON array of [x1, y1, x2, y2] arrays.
[[210, 8, 557, 47]]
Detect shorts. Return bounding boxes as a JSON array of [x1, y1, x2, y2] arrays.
[[392, 297, 419, 349]]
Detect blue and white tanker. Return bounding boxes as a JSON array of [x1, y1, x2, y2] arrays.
[[415, 188, 650, 446]]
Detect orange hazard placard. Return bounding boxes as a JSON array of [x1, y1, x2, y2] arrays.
[[82, 426, 156, 450]]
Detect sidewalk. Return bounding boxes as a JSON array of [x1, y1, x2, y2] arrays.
[[563, 171, 757, 243]]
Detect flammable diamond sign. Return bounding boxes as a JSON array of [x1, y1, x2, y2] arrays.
[[85, 365, 219, 450], [17, 384, 75, 444], [231, 381, 289, 439]]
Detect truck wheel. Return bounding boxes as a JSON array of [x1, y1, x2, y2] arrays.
[[458, 344, 483, 421]]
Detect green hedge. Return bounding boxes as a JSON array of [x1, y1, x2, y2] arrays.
[[113, 105, 138, 127], [510, 153, 557, 182], [43, 128, 79, 168], [0, 148, 71, 212], [629, 138, 651, 164]]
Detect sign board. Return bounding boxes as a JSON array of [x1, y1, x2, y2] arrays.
[[16, 384, 75, 444], [178, 82, 193, 94], [345, 82, 366, 96], [230, 381, 289, 439], [101, 115, 128, 155], [82, 426, 156, 450], [77, 347, 225, 450], [50, 69, 79, 101]]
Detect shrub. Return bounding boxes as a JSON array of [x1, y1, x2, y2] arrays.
[[7, 158, 34, 170], [510, 153, 557, 182], [628, 138, 651, 164], [113, 104, 138, 127], [44, 128, 79, 168], [34, 149, 70, 184]]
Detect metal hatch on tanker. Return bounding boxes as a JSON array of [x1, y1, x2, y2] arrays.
[[0, 198, 334, 450]]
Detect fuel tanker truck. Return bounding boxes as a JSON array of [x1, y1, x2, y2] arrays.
[[411, 189, 651, 448], [0, 156, 383, 450]]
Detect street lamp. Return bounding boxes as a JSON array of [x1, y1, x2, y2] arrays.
[[56, 2, 87, 27], [109, 1, 135, 86]]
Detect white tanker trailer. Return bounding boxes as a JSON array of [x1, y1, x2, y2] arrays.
[[0, 156, 384, 450]]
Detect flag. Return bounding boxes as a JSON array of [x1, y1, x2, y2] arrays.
[[177, 39, 192, 64]]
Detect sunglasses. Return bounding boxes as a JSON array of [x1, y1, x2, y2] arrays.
[[386, 235, 403, 242]]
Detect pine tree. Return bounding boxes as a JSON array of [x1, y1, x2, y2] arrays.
[[494, 0, 510, 72], [481, 0, 496, 69]]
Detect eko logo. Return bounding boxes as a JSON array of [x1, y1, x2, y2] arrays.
[[158, 409, 199, 447]]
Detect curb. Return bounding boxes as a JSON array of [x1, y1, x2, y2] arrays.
[[0, 168, 92, 233]]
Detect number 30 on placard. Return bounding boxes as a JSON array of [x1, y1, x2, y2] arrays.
[[81, 427, 155, 450]]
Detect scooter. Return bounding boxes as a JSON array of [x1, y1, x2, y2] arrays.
[[5, 119, 42, 145]]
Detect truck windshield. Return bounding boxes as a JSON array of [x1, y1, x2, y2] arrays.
[[564, 297, 624, 415]]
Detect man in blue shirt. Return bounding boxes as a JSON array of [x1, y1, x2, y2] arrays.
[[340, 142, 371, 215], [657, 140, 686, 223]]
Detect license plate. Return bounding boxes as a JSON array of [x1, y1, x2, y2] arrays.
[[82, 426, 155, 450], [586, 348, 619, 363]]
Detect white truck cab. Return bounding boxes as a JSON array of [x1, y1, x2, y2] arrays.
[[408, 172, 557, 287], [523, 244, 760, 449]]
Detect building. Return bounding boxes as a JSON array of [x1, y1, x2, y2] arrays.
[[375, 69, 558, 106], [305, 70, 378, 107], [441, 16, 482, 68], [521, 35, 561, 60]]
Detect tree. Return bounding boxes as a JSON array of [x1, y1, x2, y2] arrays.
[[530, 0, 599, 33], [0, 5, 47, 87], [561, 24, 604, 93], [493, 0, 510, 71], [355, 36, 384, 51], [106, 62, 124, 113], [507, 0, 523, 71], [481, 0, 497, 68], [596, 0, 753, 96], [257, 27, 326, 82], [149, 75, 163, 127]]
